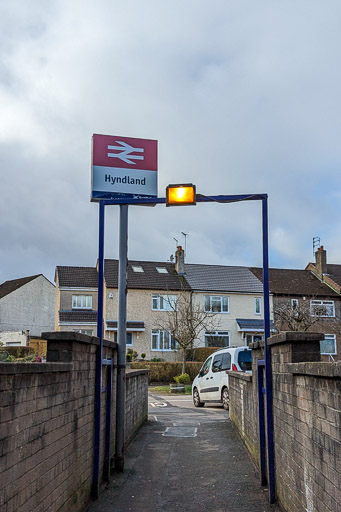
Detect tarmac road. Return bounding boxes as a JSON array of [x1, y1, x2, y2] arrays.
[[87, 391, 280, 512]]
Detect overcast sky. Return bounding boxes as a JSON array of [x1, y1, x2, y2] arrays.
[[1, 1, 341, 284]]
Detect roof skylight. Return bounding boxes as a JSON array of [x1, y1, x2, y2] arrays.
[[132, 265, 144, 273], [156, 267, 168, 274]]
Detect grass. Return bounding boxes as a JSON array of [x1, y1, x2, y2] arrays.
[[149, 384, 192, 395]]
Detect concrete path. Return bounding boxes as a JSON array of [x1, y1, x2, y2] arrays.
[[87, 392, 280, 512]]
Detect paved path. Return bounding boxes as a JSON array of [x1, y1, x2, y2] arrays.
[[88, 392, 280, 512]]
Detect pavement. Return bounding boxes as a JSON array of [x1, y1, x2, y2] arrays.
[[87, 392, 281, 512]]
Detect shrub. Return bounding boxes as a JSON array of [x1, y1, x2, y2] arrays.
[[141, 353, 146, 359], [174, 373, 191, 384]]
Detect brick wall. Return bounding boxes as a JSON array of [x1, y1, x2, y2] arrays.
[[0, 332, 149, 512], [229, 332, 341, 512]]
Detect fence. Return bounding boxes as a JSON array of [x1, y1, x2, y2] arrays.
[[0, 332, 149, 512], [229, 332, 341, 512]]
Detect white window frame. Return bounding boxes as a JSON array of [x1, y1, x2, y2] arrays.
[[310, 300, 335, 317], [72, 295, 93, 309], [291, 299, 299, 309], [204, 331, 230, 348], [204, 295, 229, 313], [151, 330, 177, 351], [245, 334, 262, 346], [320, 334, 337, 355], [254, 297, 262, 315], [152, 294, 177, 311]]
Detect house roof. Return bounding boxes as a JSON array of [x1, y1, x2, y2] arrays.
[[184, 264, 264, 293], [56, 266, 98, 288], [0, 275, 41, 299], [104, 259, 190, 291], [326, 264, 341, 287], [250, 267, 339, 297]]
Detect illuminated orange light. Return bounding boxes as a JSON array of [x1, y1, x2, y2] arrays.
[[166, 184, 196, 206]]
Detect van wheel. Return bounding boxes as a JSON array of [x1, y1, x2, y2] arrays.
[[193, 388, 205, 407], [222, 388, 229, 410]]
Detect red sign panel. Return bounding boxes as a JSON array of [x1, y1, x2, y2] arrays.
[[92, 134, 157, 171]]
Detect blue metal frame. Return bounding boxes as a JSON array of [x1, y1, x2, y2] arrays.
[[93, 192, 275, 503], [257, 359, 267, 486]]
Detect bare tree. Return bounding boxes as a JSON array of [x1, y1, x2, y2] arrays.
[[273, 297, 329, 332], [155, 292, 220, 374]]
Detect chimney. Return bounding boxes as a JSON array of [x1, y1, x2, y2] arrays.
[[315, 246, 327, 277], [175, 246, 185, 275]]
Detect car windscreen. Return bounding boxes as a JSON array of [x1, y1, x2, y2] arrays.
[[237, 350, 252, 371]]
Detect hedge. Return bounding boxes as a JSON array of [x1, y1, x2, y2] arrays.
[[130, 361, 202, 383], [187, 346, 221, 362]]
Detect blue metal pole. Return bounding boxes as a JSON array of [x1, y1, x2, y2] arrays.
[[262, 197, 276, 503], [92, 200, 105, 499]]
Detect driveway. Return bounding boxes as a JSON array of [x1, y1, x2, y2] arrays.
[[88, 391, 280, 512]]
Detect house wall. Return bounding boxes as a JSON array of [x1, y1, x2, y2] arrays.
[[273, 295, 341, 361], [58, 289, 98, 312], [229, 332, 341, 512], [193, 292, 273, 346], [0, 276, 55, 336], [0, 332, 149, 512]]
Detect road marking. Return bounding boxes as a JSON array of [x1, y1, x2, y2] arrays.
[[149, 402, 168, 408]]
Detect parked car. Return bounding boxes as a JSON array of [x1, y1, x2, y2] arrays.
[[192, 346, 252, 410]]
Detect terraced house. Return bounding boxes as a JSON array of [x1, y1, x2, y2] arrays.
[[54, 247, 274, 361]]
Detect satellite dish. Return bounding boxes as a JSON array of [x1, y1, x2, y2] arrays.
[[169, 254, 174, 262]]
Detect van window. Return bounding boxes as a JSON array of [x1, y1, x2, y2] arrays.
[[221, 352, 231, 370], [200, 357, 212, 376], [238, 350, 252, 371], [212, 354, 223, 372]]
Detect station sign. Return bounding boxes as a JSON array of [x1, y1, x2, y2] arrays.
[[91, 134, 158, 201]]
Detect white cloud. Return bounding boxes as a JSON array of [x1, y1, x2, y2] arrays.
[[1, 0, 341, 282]]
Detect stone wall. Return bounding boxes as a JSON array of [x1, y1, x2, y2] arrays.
[[229, 332, 341, 512], [0, 332, 149, 512]]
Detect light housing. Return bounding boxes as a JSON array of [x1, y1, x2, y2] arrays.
[[166, 184, 196, 207]]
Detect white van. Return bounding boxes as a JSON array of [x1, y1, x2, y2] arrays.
[[192, 347, 252, 410]]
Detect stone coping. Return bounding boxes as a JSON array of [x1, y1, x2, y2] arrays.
[[126, 369, 150, 378], [0, 362, 73, 374], [250, 332, 324, 349], [227, 371, 252, 382], [288, 361, 341, 378], [42, 331, 117, 349]]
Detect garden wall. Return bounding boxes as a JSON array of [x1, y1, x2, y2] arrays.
[[229, 332, 341, 512], [130, 361, 202, 382], [0, 332, 149, 512]]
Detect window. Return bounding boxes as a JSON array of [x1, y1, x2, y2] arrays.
[[73, 329, 93, 336], [72, 295, 92, 309], [205, 331, 230, 348], [255, 297, 262, 315], [152, 294, 177, 311], [310, 300, 335, 317], [199, 357, 212, 376], [151, 330, 177, 351], [114, 332, 133, 346], [132, 265, 144, 272], [245, 334, 262, 346], [320, 334, 337, 355], [204, 296, 229, 313], [291, 299, 299, 310], [156, 267, 168, 274], [212, 352, 231, 372]]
